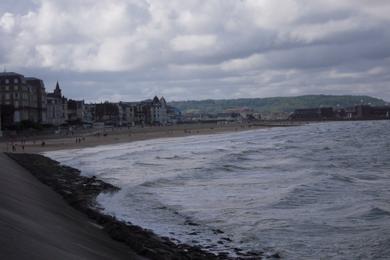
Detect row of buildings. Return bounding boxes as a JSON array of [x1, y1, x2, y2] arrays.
[[84, 97, 181, 127], [0, 72, 84, 129], [289, 105, 390, 121], [181, 107, 261, 123], [0, 72, 180, 134]]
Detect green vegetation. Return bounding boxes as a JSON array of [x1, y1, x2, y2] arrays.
[[169, 95, 387, 114]]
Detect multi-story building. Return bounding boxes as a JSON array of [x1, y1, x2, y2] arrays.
[[47, 82, 68, 126], [25, 77, 47, 124], [95, 102, 119, 125], [116, 97, 169, 126], [158, 97, 168, 125], [83, 104, 96, 124], [0, 72, 47, 127], [139, 96, 168, 125], [67, 99, 84, 123]]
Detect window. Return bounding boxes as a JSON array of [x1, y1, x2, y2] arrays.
[[5, 79, 9, 84], [14, 78, 19, 83], [14, 85, 19, 91], [5, 85, 9, 91], [5, 93, 10, 100]]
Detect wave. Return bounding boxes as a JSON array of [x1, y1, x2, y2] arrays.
[[361, 207, 390, 220], [155, 155, 189, 160], [330, 174, 355, 183], [133, 161, 163, 167]]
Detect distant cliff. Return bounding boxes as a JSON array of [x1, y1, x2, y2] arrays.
[[169, 95, 387, 114]]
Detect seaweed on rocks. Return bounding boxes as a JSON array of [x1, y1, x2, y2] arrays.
[[6, 153, 266, 260]]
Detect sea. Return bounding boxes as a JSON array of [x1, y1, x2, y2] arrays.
[[45, 120, 390, 259]]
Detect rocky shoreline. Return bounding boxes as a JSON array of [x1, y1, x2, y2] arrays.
[[7, 153, 274, 260]]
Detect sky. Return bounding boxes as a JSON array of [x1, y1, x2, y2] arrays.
[[0, 0, 389, 102]]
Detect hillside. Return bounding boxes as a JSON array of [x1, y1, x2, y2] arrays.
[[169, 95, 387, 114]]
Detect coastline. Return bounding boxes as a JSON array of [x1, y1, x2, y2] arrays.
[[6, 153, 270, 259], [0, 122, 297, 154], [1, 124, 289, 259]]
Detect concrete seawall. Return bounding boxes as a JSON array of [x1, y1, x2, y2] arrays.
[[0, 153, 145, 260]]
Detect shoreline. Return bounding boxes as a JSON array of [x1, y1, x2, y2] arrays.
[[2, 123, 290, 259], [6, 153, 271, 259], [0, 122, 298, 154]]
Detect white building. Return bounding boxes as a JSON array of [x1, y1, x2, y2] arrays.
[[46, 82, 68, 126]]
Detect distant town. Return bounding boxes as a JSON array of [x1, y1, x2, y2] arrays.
[[0, 72, 184, 137], [0, 71, 389, 137]]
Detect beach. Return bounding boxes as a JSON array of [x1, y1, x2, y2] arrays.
[[0, 122, 284, 153]]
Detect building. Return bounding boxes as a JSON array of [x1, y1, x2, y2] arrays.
[[83, 103, 96, 124], [0, 107, 2, 137], [346, 105, 390, 120], [167, 105, 182, 124], [158, 97, 168, 125], [140, 96, 168, 125], [25, 77, 47, 124], [116, 96, 169, 126], [289, 107, 335, 120], [95, 102, 119, 125], [67, 99, 84, 123], [0, 72, 48, 128], [46, 82, 68, 126], [290, 105, 390, 121]]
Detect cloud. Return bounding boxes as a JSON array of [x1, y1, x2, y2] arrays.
[[0, 0, 389, 101], [171, 34, 217, 52], [0, 12, 15, 32]]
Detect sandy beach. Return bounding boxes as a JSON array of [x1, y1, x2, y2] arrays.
[[0, 122, 284, 153]]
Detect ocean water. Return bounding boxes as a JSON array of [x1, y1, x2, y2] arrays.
[[46, 121, 390, 259]]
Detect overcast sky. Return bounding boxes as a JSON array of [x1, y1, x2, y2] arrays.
[[0, 0, 389, 102]]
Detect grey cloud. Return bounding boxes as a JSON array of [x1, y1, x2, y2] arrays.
[[1, 0, 390, 102]]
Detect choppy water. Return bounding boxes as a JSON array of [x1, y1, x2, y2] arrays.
[[46, 121, 390, 259]]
